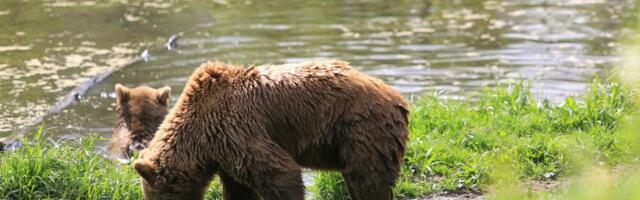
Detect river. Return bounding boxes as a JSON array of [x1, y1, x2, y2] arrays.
[[0, 0, 635, 139]]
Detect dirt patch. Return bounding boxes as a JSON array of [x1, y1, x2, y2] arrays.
[[415, 191, 483, 200], [526, 179, 565, 193]]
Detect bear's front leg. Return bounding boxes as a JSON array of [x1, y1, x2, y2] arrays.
[[219, 138, 304, 200], [220, 171, 260, 200]]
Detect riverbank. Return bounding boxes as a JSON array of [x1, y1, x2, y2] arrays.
[[1, 80, 637, 199], [313, 79, 639, 199]]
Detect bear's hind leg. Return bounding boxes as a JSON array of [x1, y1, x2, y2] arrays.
[[341, 167, 394, 200], [338, 121, 407, 200], [220, 171, 260, 200]]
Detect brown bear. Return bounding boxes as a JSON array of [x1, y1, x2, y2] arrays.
[[133, 60, 409, 200], [109, 84, 171, 159]]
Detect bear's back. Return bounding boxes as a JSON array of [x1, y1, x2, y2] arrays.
[[232, 60, 407, 160], [242, 60, 405, 119], [250, 60, 351, 83]]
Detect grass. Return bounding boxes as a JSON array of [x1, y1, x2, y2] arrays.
[[0, 128, 143, 199], [0, 127, 223, 200], [0, 79, 636, 200], [312, 79, 638, 199]]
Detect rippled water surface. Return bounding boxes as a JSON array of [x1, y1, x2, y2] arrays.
[[0, 0, 636, 138]]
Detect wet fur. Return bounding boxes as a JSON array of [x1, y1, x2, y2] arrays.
[[134, 60, 409, 200]]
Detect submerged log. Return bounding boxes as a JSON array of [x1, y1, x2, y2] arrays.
[[5, 34, 180, 151], [16, 57, 144, 138], [3, 57, 141, 151]]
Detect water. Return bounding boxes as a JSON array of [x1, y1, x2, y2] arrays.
[[0, 0, 635, 139]]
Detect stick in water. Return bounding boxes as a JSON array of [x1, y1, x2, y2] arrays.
[[2, 34, 181, 150]]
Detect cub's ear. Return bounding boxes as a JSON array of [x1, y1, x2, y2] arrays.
[[115, 84, 130, 101], [156, 86, 171, 106], [133, 159, 158, 184]]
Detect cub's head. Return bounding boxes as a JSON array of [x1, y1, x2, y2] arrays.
[[108, 84, 171, 159]]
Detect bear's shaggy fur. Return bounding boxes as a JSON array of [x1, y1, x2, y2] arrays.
[[109, 84, 171, 159], [134, 60, 409, 200]]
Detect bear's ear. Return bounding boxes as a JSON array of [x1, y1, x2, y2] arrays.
[[133, 159, 158, 184], [156, 86, 171, 106], [115, 84, 130, 101]]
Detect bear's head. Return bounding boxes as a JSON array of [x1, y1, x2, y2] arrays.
[[133, 150, 211, 200], [132, 62, 243, 199], [108, 84, 171, 159]]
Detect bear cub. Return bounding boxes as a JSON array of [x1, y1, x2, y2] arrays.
[[109, 84, 171, 159]]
